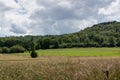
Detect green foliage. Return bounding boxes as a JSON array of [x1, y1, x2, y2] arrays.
[[4, 39, 23, 47], [29, 38, 38, 58], [108, 37, 117, 47], [10, 45, 25, 53], [41, 38, 50, 49], [117, 38, 120, 47], [1, 47, 10, 53], [0, 48, 2, 53], [51, 39, 59, 48], [36, 41, 41, 50], [30, 51, 38, 58], [59, 43, 71, 48], [30, 41, 36, 52]]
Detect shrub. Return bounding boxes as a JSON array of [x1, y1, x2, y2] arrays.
[[10, 45, 25, 53], [0, 48, 2, 53], [1, 47, 10, 53], [31, 51, 38, 58]]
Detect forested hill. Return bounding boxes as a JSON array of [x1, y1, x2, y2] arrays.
[[0, 21, 120, 50]]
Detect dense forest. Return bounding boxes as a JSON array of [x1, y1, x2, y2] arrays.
[[0, 21, 120, 53]]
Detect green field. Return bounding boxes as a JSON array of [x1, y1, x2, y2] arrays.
[[16, 48, 120, 57]]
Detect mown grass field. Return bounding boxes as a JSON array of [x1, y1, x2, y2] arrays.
[[15, 48, 120, 57], [0, 48, 120, 80]]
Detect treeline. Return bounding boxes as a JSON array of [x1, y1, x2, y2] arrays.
[[0, 21, 120, 53]]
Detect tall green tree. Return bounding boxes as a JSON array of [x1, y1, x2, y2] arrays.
[[51, 39, 59, 48], [117, 38, 120, 47], [109, 37, 116, 47], [30, 38, 38, 58], [41, 38, 50, 49]]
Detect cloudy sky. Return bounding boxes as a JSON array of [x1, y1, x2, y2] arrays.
[[0, 0, 120, 37]]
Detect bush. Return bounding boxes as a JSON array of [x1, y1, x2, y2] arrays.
[[31, 51, 38, 58], [10, 45, 25, 53], [1, 47, 10, 53], [0, 48, 2, 53]]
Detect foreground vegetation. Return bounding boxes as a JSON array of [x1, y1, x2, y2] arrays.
[[0, 55, 120, 80]]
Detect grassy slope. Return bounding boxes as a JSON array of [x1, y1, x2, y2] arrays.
[[15, 48, 120, 57]]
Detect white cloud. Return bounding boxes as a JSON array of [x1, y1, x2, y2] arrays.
[[78, 17, 98, 30], [98, 0, 120, 15], [98, 0, 120, 21], [0, 0, 18, 8], [0, 0, 39, 36], [57, 0, 72, 9]]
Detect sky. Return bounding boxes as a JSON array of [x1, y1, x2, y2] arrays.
[[0, 0, 120, 37]]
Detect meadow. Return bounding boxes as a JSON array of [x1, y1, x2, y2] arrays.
[[0, 48, 120, 80], [16, 48, 120, 57]]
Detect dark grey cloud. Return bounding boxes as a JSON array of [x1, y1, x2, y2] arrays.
[[53, 20, 80, 34], [10, 23, 27, 34], [29, 20, 80, 35], [36, 0, 57, 7], [30, 6, 79, 20]]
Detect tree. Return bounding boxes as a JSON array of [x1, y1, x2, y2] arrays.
[[71, 35, 80, 43], [0, 48, 2, 53], [30, 39, 38, 58], [0, 39, 4, 47], [84, 36, 90, 47], [36, 40, 41, 50], [117, 38, 120, 47], [51, 39, 59, 48], [30, 41, 36, 52], [41, 38, 50, 49], [109, 37, 116, 47]]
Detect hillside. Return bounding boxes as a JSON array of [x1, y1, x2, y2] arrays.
[[73, 21, 120, 47], [76, 21, 120, 37], [0, 21, 120, 51]]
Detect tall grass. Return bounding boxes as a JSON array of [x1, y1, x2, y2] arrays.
[[0, 57, 120, 80]]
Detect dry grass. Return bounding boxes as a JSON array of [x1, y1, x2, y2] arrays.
[[0, 55, 120, 80]]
